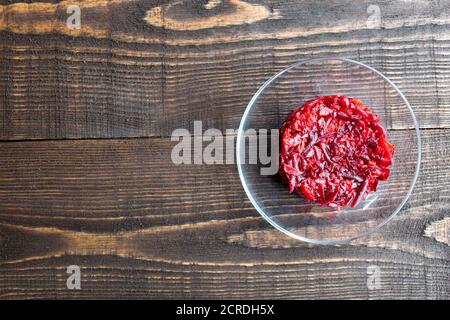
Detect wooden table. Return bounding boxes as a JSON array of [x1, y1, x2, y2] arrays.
[[0, 0, 449, 299]]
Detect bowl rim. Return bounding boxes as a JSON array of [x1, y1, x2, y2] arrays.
[[236, 57, 422, 245]]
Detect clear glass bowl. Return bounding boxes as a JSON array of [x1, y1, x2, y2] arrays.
[[236, 57, 421, 245]]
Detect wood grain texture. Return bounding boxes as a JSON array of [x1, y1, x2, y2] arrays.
[[1, 0, 450, 140], [0, 0, 449, 300], [424, 217, 450, 246], [0, 129, 448, 299]]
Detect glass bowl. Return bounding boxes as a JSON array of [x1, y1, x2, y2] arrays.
[[236, 57, 421, 245]]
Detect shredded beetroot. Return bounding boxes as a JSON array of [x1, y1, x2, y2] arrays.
[[279, 95, 394, 208]]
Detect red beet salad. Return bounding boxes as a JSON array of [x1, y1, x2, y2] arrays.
[[279, 95, 395, 208]]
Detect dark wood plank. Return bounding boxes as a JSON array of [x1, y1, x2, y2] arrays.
[[0, 129, 448, 299], [1, 0, 450, 140], [0, 0, 448, 301]]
